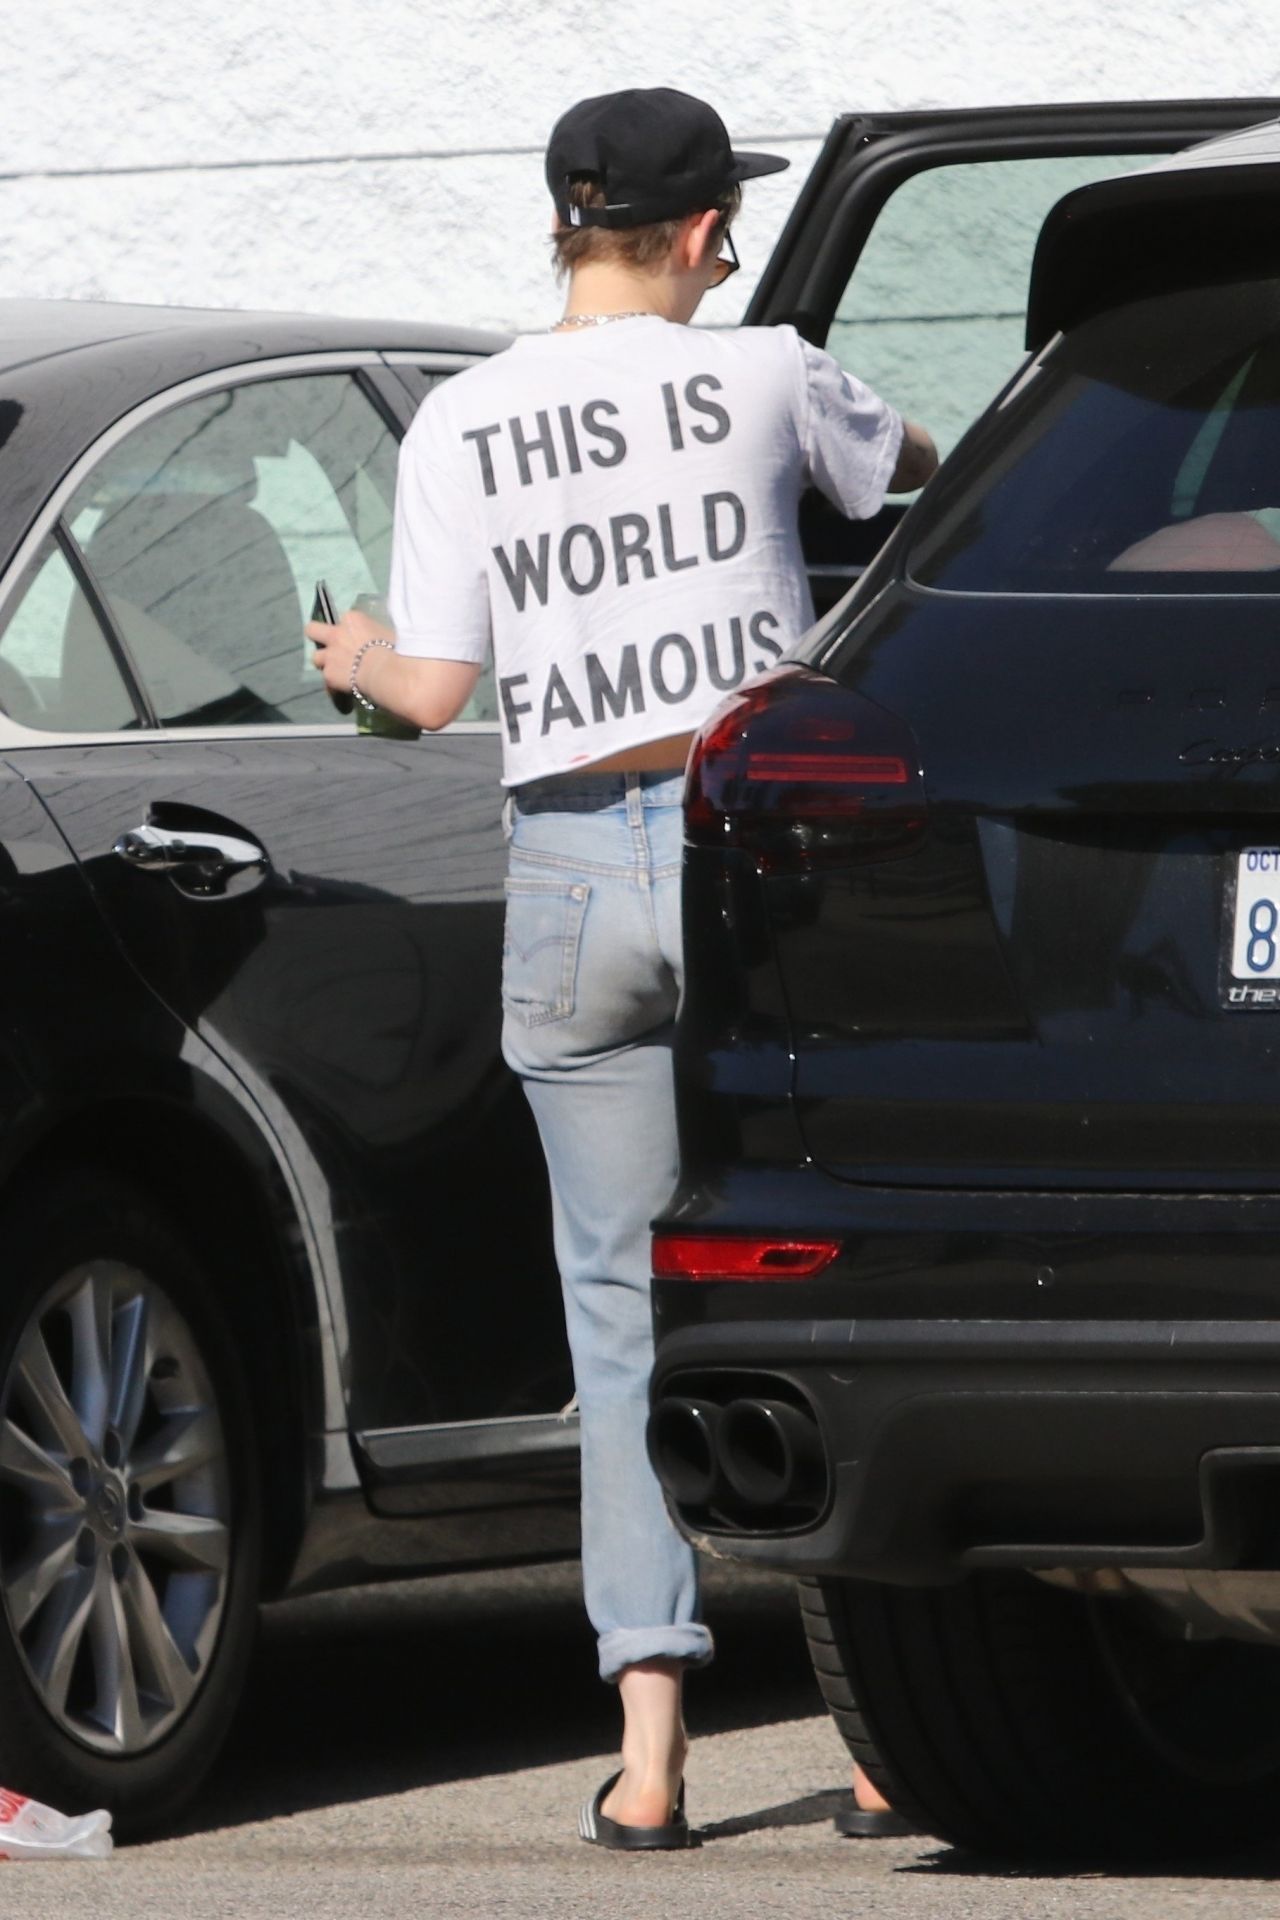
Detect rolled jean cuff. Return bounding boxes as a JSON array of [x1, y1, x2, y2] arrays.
[[598, 1624, 715, 1683]]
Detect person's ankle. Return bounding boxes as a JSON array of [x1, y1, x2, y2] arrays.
[[619, 1730, 688, 1785], [852, 1762, 892, 1814], [603, 1752, 687, 1828]]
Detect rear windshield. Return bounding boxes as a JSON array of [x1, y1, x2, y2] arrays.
[[909, 278, 1280, 594]]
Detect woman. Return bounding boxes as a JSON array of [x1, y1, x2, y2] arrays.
[[310, 84, 934, 1848]]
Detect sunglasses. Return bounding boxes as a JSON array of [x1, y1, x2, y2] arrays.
[[709, 226, 740, 287]]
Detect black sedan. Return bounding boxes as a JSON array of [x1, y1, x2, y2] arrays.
[[0, 302, 578, 1829], [650, 113, 1280, 1860]]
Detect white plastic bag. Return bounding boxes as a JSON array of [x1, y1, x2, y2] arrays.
[[0, 1788, 113, 1860]]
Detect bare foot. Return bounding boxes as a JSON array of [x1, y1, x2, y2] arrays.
[[601, 1757, 686, 1828], [852, 1762, 892, 1814]]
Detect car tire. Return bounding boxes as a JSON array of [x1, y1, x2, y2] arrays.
[[800, 1569, 1280, 1860], [0, 1167, 261, 1836]]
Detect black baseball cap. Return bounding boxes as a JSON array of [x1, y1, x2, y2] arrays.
[[546, 87, 789, 230]]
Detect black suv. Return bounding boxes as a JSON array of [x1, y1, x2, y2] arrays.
[[650, 107, 1280, 1859]]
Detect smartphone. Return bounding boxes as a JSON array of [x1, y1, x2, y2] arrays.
[[311, 579, 353, 715]]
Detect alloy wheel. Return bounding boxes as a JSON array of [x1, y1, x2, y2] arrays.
[[0, 1261, 232, 1754]]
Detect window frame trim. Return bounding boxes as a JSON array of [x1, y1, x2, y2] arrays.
[[379, 350, 489, 369], [54, 520, 157, 730]]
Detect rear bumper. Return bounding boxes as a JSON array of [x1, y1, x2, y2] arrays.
[[651, 1313, 1280, 1585]]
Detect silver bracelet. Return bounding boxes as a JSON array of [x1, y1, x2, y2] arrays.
[[349, 636, 396, 713]]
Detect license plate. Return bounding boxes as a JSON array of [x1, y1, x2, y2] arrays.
[[1225, 847, 1280, 1007]]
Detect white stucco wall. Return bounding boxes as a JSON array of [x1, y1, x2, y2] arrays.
[[1, 0, 1278, 336]]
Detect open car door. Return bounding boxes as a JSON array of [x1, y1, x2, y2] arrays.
[[747, 98, 1280, 612]]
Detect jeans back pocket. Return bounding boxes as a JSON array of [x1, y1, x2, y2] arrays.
[[502, 876, 590, 1028]]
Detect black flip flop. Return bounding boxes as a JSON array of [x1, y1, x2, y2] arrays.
[[578, 1772, 698, 1851], [833, 1795, 919, 1838]]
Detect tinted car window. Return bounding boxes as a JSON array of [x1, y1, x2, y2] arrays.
[[828, 153, 1157, 460], [0, 538, 138, 731], [910, 278, 1280, 594], [65, 373, 400, 727]]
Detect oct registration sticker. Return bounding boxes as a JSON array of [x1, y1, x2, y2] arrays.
[[1225, 847, 1280, 1008]]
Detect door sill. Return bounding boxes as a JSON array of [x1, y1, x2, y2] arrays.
[[355, 1410, 580, 1486]]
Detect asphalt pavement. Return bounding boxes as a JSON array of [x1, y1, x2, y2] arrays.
[[4, 1559, 1280, 1918]]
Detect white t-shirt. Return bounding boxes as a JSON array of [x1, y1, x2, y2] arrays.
[[388, 317, 903, 786]]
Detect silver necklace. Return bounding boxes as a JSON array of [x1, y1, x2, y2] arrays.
[[551, 311, 655, 330]]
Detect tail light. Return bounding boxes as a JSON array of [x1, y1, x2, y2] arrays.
[[685, 666, 927, 872], [653, 1233, 840, 1280]]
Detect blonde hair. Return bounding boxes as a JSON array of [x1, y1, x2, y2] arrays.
[[552, 179, 740, 280]]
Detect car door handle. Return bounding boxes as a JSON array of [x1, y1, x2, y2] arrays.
[[113, 821, 268, 896]]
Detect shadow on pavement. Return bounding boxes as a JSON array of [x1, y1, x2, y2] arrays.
[[900, 1843, 1280, 1882], [178, 1559, 824, 1837], [699, 1786, 847, 1841]]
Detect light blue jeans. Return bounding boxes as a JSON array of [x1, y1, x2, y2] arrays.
[[500, 770, 714, 1683]]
